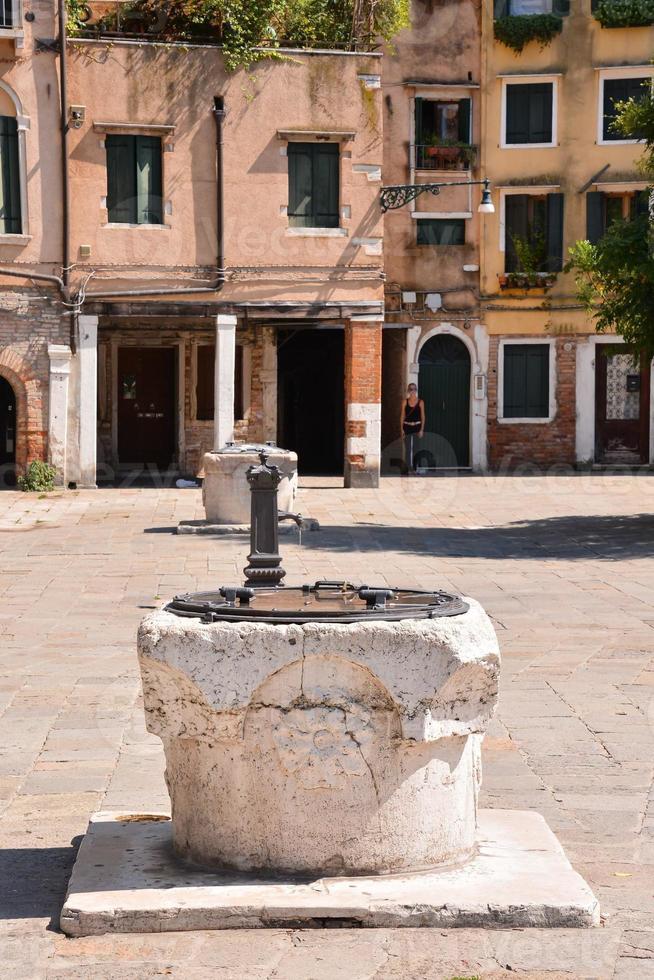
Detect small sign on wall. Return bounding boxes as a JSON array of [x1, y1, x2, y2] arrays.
[[626, 374, 640, 392]]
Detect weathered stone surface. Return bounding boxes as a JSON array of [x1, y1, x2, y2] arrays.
[[137, 600, 500, 874], [201, 447, 298, 525], [60, 809, 600, 936]]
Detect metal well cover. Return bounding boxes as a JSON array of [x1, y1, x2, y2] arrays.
[[166, 581, 468, 625]]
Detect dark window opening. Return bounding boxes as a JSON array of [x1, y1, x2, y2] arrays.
[[417, 218, 466, 245], [505, 83, 554, 145], [196, 344, 244, 422], [586, 189, 650, 243], [106, 134, 163, 225], [494, 0, 570, 14], [602, 77, 650, 141], [0, 116, 21, 234], [288, 142, 339, 228], [0, 0, 13, 29], [414, 98, 471, 169], [503, 343, 550, 419], [505, 192, 564, 273]]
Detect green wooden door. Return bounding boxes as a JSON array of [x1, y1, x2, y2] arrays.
[[418, 335, 470, 468]]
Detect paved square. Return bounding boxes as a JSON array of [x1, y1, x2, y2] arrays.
[[1, 473, 653, 978]]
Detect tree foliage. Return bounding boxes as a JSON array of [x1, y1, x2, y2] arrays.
[[68, 0, 410, 70], [567, 88, 654, 354]]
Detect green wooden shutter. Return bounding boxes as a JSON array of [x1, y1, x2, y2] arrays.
[[586, 191, 605, 243], [494, 0, 508, 15], [633, 189, 651, 219], [0, 116, 21, 234], [313, 143, 339, 227], [414, 96, 424, 145], [546, 192, 564, 271], [106, 135, 136, 223], [135, 135, 162, 224], [529, 84, 553, 143], [1, 0, 13, 28], [505, 195, 529, 272], [506, 86, 530, 144], [288, 143, 314, 227], [552, 0, 570, 14], [503, 344, 549, 419], [457, 98, 471, 143]]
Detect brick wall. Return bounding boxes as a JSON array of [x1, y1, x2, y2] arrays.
[[487, 336, 577, 470], [0, 289, 68, 481]]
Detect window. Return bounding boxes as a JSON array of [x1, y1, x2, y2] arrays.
[[414, 97, 471, 169], [494, 0, 569, 14], [504, 193, 564, 273], [196, 344, 244, 422], [0, 115, 20, 233], [288, 142, 339, 228], [106, 134, 163, 225], [586, 189, 649, 242], [417, 218, 465, 245], [601, 76, 650, 142], [0, 0, 13, 28], [502, 344, 550, 419], [504, 82, 555, 146]]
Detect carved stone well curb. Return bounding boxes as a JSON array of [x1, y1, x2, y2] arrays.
[[201, 444, 298, 526]]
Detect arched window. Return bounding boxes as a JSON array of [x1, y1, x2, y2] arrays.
[[0, 82, 27, 236]]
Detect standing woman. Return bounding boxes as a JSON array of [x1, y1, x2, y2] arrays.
[[401, 383, 425, 473]]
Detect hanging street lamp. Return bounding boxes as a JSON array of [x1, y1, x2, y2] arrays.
[[380, 177, 495, 215]]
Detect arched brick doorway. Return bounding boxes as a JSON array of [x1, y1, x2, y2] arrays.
[[0, 356, 40, 483]]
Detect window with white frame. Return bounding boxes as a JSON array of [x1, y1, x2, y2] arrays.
[[500, 342, 552, 421], [502, 78, 557, 148], [494, 0, 569, 14], [502, 191, 564, 273], [586, 188, 649, 242], [599, 72, 652, 143], [0, 82, 26, 236]]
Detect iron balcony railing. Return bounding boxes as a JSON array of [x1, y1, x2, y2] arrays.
[[412, 143, 477, 172]]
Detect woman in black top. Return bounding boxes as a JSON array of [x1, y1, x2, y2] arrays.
[[401, 383, 425, 473]]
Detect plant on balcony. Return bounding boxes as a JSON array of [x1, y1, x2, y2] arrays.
[[501, 232, 556, 289], [67, 0, 410, 70], [422, 137, 477, 169], [494, 13, 563, 52], [593, 0, 654, 27]]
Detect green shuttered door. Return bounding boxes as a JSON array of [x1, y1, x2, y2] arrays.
[[288, 142, 339, 228], [418, 335, 470, 468]]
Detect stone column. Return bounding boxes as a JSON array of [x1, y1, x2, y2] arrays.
[[344, 315, 383, 488], [47, 344, 72, 487], [213, 315, 237, 451], [78, 315, 98, 488], [260, 327, 277, 443]]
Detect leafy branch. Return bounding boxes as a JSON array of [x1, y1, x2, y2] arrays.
[[494, 13, 563, 52]]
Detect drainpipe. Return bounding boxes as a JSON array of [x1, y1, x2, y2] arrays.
[[81, 96, 227, 301], [57, 0, 70, 293], [0, 267, 66, 291]]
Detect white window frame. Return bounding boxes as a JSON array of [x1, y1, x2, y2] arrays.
[[597, 66, 654, 147], [497, 337, 556, 424], [498, 185, 560, 255], [500, 75, 559, 150], [0, 79, 29, 239]]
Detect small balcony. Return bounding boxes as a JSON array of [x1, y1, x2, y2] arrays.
[[412, 143, 477, 172]]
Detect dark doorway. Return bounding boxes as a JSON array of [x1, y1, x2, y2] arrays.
[[0, 376, 16, 486], [595, 346, 650, 464], [117, 347, 176, 468], [277, 328, 344, 475], [418, 334, 470, 468]]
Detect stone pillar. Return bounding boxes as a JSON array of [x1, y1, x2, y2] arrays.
[[78, 315, 98, 488], [260, 327, 277, 443], [47, 344, 72, 487], [344, 315, 383, 488], [213, 315, 237, 451]]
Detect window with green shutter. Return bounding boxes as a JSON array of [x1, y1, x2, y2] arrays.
[[505, 192, 563, 273], [106, 134, 163, 225], [0, 116, 21, 235], [602, 77, 650, 141], [502, 344, 550, 419], [417, 218, 465, 245], [505, 83, 554, 144], [288, 142, 339, 228], [587, 189, 650, 242]]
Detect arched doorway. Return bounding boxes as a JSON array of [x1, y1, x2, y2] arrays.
[[0, 375, 16, 486], [418, 334, 471, 468]]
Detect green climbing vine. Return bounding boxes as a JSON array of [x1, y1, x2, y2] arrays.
[[493, 13, 563, 52], [66, 0, 410, 71], [593, 0, 654, 27]]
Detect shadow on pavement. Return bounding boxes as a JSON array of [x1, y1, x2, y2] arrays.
[[308, 513, 654, 561], [0, 839, 81, 929]]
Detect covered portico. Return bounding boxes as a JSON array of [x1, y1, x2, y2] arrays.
[[78, 299, 384, 488]]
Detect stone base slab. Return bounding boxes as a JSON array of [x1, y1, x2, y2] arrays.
[[60, 809, 599, 935], [176, 519, 319, 536]]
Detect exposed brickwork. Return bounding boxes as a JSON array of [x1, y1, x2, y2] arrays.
[[487, 336, 577, 470], [0, 289, 67, 479], [346, 420, 367, 438], [344, 320, 382, 408]]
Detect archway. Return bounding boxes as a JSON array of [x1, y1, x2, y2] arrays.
[[0, 375, 16, 486], [418, 334, 471, 468]]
